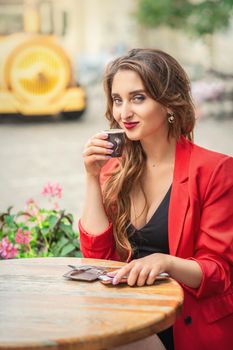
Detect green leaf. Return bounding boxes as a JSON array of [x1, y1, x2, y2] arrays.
[[5, 215, 17, 229], [48, 215, 59, 230], [60, 242, 76, 256], [50, 236, 69, 255], [59, 222, 74, 239], [39, 251, 53, 257], [65, 213, 74, 224], [41, 227, 50, 236], [72, 239, 80, 249], [73, 250, 83, 258]]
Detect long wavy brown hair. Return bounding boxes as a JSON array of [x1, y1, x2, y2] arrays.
[[102, 48, 195, 261]]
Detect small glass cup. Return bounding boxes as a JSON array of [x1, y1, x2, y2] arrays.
[[104, 129, 126, 157]]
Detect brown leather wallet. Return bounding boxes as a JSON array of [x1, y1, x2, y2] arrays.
[[63, 265, 123, 284]]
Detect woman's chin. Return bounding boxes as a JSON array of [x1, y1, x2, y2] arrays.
[[125, 131, 141, 141], [126, 135, 141, 142]]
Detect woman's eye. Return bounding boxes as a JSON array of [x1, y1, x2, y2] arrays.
[[133, 95, 145, 102], [113, 98, 122, 105]]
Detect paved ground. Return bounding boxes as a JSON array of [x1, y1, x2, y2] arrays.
[[0, 85, 233, 224]]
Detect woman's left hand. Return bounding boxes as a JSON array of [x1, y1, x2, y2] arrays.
[[111, 253, 172, 287]]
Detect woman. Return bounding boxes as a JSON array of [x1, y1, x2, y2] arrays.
[[79, 49, 233, 350]]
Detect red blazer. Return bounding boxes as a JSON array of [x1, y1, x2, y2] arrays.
[[79, 137, 233, 350]]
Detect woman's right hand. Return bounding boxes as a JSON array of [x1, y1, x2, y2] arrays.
[[82, 132, 114, 177]]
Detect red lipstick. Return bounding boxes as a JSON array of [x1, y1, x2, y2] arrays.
[[123, 122, 139, 129]]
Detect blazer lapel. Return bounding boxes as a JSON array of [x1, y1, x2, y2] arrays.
[[169, 137, 191, 256]]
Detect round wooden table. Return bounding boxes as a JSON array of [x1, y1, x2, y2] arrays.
[[0, 257, 183, 350]]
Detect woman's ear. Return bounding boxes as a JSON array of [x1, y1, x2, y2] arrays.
[[166, 108, 173, 115]]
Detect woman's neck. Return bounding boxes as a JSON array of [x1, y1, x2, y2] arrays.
[[141, 134, 176, 166]]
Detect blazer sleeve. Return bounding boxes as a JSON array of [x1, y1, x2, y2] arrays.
[[185, 156, 233, 298], [78, 158, 121, 261], [78, 220, 120, 261]]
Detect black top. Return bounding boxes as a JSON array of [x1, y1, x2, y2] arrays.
[[128, 186, 171, 259], [128, 186, 174, 350]]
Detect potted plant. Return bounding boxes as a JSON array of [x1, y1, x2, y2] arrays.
[[0, 182, 81, 259]]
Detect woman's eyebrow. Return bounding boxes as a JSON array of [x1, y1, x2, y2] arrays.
[[111, 89, 146, 97], [129, 89, 146, 95], [111, 93, 120, 97]]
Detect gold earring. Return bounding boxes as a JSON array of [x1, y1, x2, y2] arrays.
[[168, 112, 175, 124]]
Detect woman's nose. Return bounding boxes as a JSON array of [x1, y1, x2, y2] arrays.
[[120, 103, 133, 120]]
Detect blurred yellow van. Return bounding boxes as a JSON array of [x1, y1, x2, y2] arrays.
[[0, 0, 86, 119]]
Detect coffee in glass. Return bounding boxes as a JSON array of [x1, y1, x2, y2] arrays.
[[105, 129, 125, 157]]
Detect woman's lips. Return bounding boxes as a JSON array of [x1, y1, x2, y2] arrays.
[[123, 122, 139, 129]]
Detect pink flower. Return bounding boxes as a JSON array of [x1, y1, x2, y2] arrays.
[[53, 202, 59, 210], [25, 198, 39, 216], [0, 237, 18, 259], [26, 198, 36, 206], [15, 228, 32, 245], [41, 182, 62, 199]]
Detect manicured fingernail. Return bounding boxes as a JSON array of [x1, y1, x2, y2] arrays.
[[112, 277, 119, 285], [107, 272, 115, 277], [107, 142, 114, 148]]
